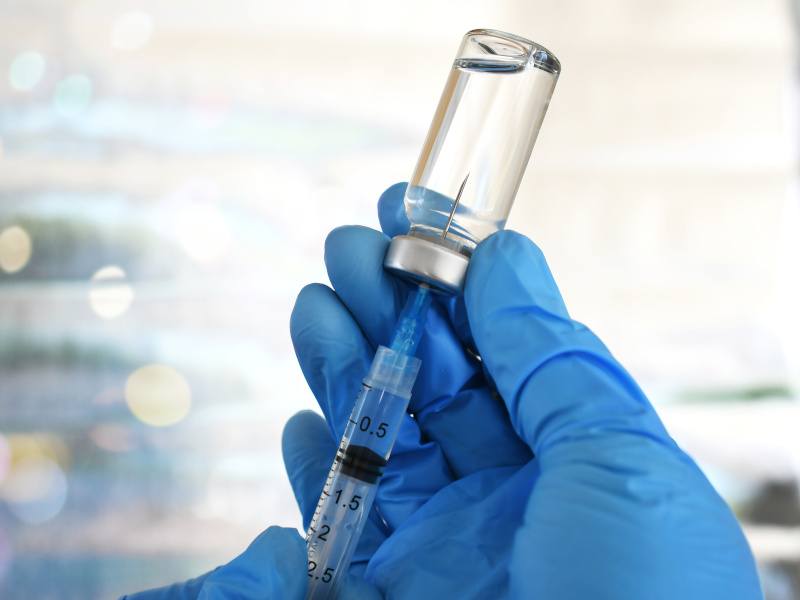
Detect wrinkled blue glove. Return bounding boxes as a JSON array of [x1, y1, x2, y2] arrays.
[[125, 182, 762, 600]]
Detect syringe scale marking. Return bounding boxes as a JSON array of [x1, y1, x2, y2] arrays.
[[304, 286, 431, 599]]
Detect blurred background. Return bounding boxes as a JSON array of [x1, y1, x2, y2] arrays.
[[0, 0, 798, 598]]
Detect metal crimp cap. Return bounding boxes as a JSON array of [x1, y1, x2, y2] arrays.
[[383, 234, 469, 295]]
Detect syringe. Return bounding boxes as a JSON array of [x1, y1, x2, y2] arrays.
[[304, 285, 432, 599]]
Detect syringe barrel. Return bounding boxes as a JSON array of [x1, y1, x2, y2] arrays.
[[305, 347, 420, 599]]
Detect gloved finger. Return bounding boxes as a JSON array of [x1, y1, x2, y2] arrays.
[[290, 284, 370, 437], [290, 284, 453, 530], [512, 434, 762, 599], [120, 573, 212, 599], [282, 410, 386, 572], [125, 529, 308, 599], [282, 410, 339, 528], [324, 224, 530, 476], [365, 461, 539, 598], [465, 230, 672, 459], [415, 386, 531, 476], [377, 182, 410, 238], [198, 527, 306, 599]]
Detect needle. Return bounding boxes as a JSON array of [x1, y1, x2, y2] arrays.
[[442, 173, 469, 240]]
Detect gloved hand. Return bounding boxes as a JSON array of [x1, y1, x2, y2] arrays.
[[125, 182, 763, 599]]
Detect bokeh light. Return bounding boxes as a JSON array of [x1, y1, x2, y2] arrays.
[[89, 265, 134, 319], [52, 74, 93, 118], [125, 364, 192, 427], [1, 435, 70, 526], [8, 51, 45, 91], [0, 225, 32, 274], [1, 456, 68, 524], [4, 434, 70, 470], [111, 11, 154, 51]]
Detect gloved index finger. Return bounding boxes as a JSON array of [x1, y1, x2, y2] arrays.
[[465, 230, 671, 456]]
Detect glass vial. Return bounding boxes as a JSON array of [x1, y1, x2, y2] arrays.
[[384, 29, 560, 293]]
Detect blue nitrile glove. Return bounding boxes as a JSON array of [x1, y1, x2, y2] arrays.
[[125, 182, 762, 599], [120, 527, 306, 599]]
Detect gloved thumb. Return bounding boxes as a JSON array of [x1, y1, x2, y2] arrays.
[[198, 527, 307, 599], [465, 231, 668, 455], [121, 528, 308, 600]]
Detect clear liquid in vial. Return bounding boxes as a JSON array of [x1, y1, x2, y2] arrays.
[[406, 57, 556, 255]]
